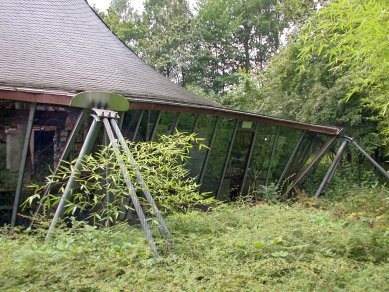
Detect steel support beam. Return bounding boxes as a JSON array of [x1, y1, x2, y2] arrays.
[[315, 139, 349, 197], [110, 119, 169, 238], [11, 103, 37, 227], [118, 111, 125, 130], [216, 120, 239, 200], [46, 117, 101, 240], [131, 110, 144, 141], [149, 111, 161, 141], [285, 136, 337, 195], [191, 115, 200, 133], [240, 124, 259, 194], [103, 129, 113, 227], [277, 131, 306, 187], [170, 112, 181, 134], [346, 137, 389, 181], [102, 118, 159, 257], [265, 127, 280, 186], [198, 117, 220, 184]]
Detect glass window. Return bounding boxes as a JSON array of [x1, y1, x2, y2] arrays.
[[217, 123, 255, 201], [241, 124, 277, 194], [176, 113, 197, 134], [187, 115, 217, 179], [0, 102, 74, 220], [121, 110, 144, 140], [200, 118, 236, 196], [153, 111, 179, 140], [134, 110, 161, 142], [267, 127, 303, 185], [285, 133, 329, 186]]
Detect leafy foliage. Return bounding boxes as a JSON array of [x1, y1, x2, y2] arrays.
[[246, 0, 389, 160], [2, 186, 388, 290], [24, 132, 217, 225]]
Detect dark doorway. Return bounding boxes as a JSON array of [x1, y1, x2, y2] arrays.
[[32, 130, 55, 181]]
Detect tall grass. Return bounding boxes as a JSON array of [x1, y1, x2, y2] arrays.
[[1, 184, 388, 291]]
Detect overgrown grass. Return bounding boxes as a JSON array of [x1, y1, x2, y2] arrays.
[[1, 186, 388, 291]]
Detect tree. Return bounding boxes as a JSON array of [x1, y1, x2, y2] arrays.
[[100, 0, 141, 52], [187, 0, 326, 94], [138, 0, 195, 84], [254, 0, 389, 159]]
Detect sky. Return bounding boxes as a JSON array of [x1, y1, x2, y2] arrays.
[[87, 0, 142, 12], [87, 0, 197, 13]]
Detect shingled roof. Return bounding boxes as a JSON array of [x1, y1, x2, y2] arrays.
[[0, 0, 342, 135], [0, 0, 218, 107]]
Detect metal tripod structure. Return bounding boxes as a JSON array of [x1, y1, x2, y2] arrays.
[[315, 136, 389, 197], [43, 93, 169, 258]]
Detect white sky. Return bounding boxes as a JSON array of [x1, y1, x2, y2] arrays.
[[87, 0, 197, 13], [87, 0, 142, 12]]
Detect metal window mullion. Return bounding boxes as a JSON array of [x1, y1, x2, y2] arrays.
[[58, 109, 90, 164], [277, 130, 306, 187], [239, 123, 259, 195], [198, 117, 220, 184], [131, 110, 144, 141], [265, 127, 280, 186], [149, 111, 161, 141], [216, 120, 238, 200], [145, 111, 151, 141], [118, 111, 125, 130], [11, 103, 37, 227], [191, 115, 200, 134], [170, 112, 181, 134]]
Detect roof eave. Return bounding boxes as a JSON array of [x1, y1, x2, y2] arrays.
[[0, 86, 343, 136]]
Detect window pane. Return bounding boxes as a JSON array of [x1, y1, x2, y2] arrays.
[[153, 111, 179, 140], [242, 124, 277, 193], [188, 115, 217, 179], [286, 133, 329, 185], [267, 127, 302, 185], [121, 110, 143, 140], [176, 113, 196, 134], [200, 118, 236, 196], [134, 110, 161, 142], [217, 124, 254, 200]]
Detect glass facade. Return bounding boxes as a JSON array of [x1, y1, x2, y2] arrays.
[[152, 111, 179, 140], [0, 100, 339, 225], [187, 115, 218, 179], [242, 124, 278, 194], [200, 118, 236, 196]]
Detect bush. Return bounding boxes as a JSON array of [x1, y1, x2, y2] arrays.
[[24, 132, 219, 226]]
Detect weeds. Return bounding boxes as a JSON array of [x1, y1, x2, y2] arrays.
[[1, 186, 388, 291]]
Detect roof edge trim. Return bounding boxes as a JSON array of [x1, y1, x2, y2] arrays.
[[0, 87, 342, 136]]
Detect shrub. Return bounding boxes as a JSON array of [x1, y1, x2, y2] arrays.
[[24, 132, 218, 226]]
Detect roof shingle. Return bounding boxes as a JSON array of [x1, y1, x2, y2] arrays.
[[0, 0, 218, 107]]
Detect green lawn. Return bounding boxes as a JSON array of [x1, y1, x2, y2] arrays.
[[1, 187, 388, 291]]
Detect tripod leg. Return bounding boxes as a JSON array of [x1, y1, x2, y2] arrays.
[[45, 118, 101, 241], [102, 118, 159, 258], [351, 140, 389, 181], [315, 140, 348, 198], [110, 118, 169, 238]]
